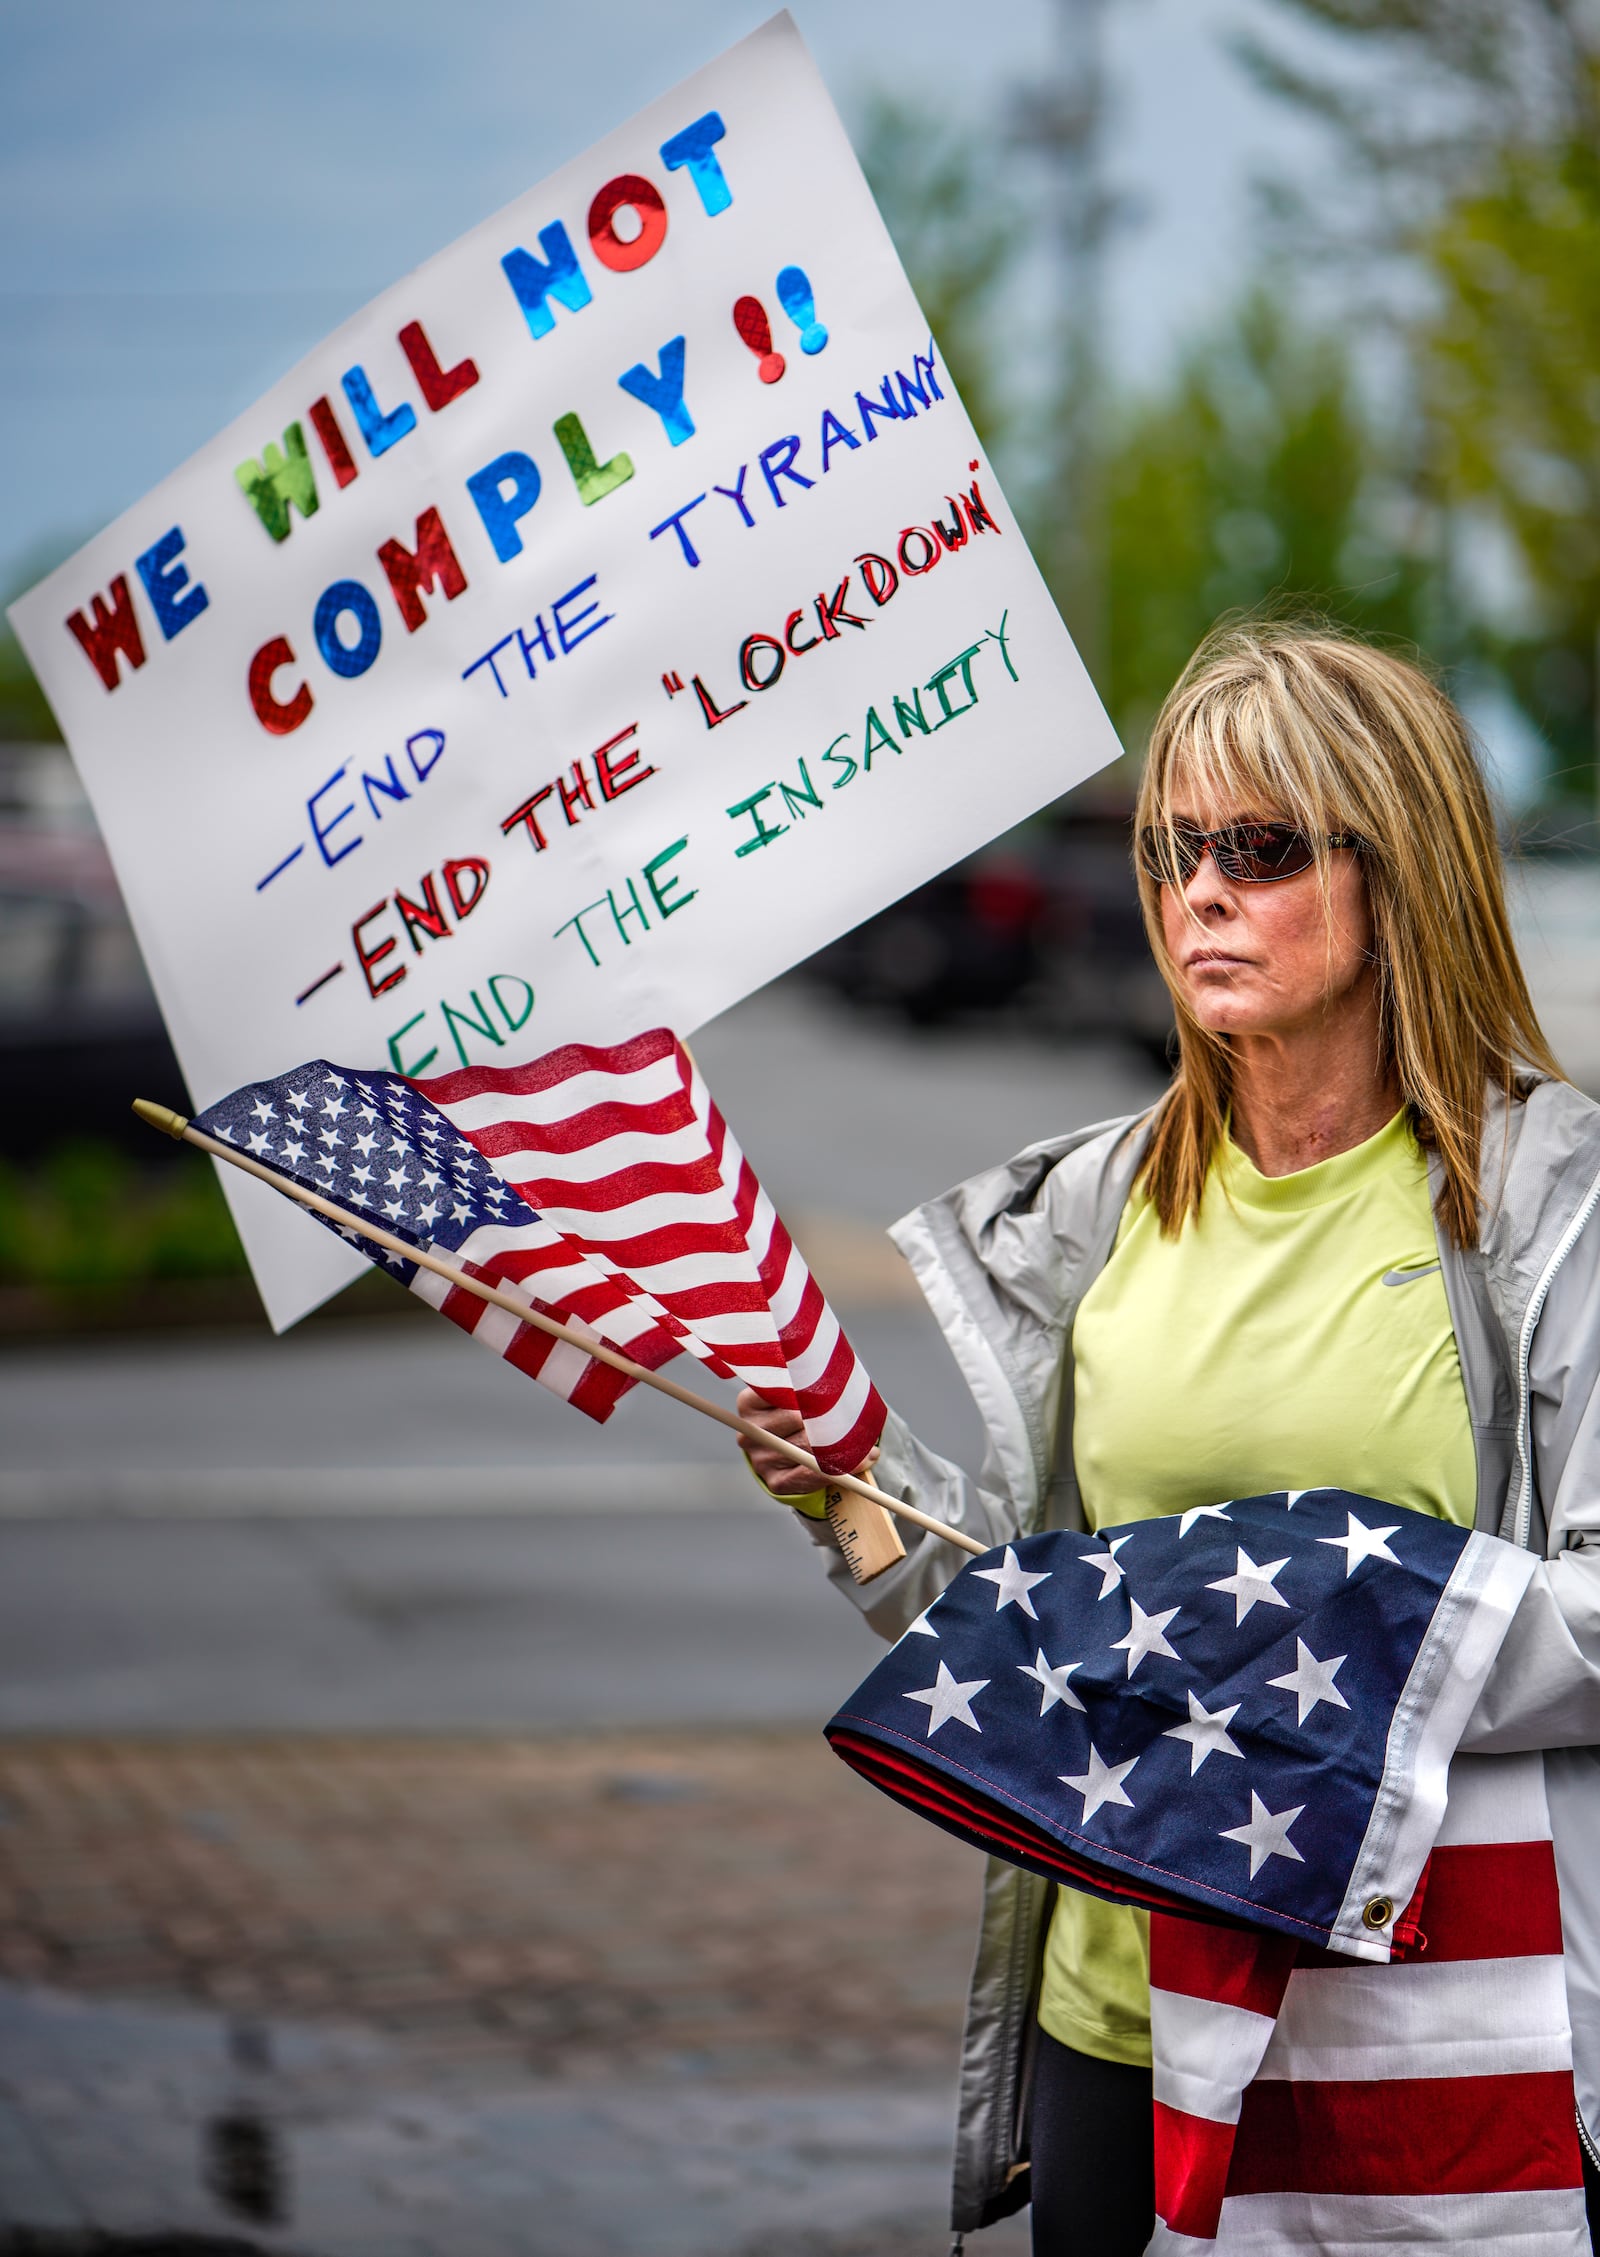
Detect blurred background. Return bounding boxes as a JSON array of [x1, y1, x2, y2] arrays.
[[2, 2, 1599, 2251]]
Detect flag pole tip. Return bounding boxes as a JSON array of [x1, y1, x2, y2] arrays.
[[132, 1098, 189, 1139]]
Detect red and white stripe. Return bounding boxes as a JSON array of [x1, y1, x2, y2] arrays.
[[413, 1029, 886, 1475], [1149, 1752, 1589, 2253], [406, 1218, 727, 1423]]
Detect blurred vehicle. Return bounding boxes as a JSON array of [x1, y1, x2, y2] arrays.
[[807, 784, 1175, 1063], [0, 744, 185, 1160]]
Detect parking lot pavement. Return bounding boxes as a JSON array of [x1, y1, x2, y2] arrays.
[[0, 1732, 1029, 2256]]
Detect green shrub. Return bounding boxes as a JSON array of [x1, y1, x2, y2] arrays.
[[0, 1142, 247, 1288]]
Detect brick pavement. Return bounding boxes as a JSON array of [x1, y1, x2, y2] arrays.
[[0, 1733, 1031, 2255], [0, 1732, 980, 2080]]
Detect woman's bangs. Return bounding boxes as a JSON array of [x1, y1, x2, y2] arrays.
[[1153, 697, 1308, 835]]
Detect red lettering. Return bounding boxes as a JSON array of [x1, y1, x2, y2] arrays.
[[934, 501, 969, 553], [500, 787, 555, 852], [963, 477, 1000, 535], [594, 725, 656, 800], [740, 634, 785, 692], [65, 575, 146, 691], [856, 552, 899, 605], [397, 320, 480, 413], [395, 873, 450, 952], [442, 856, 490, 920], [308, 397, 359, 488], [377, 506, 469, 633], [691, 675, 747, 728], [352, 900, 405, 997], [557, 760, 595, 826], [587, 173, 668, 272], [248, 637, 314, 736], [784, 606, 821, 655], [897, 526, 942, 576], [816, 575, 867, 638]]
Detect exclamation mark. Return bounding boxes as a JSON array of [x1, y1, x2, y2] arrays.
[[733, 296, 786, 383], [775, 266, 828, 355]]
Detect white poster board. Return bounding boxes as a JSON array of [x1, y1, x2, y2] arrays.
[[9, 12, 1123, 1330]]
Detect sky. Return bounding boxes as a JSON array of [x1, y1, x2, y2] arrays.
[[0, 0, 1319, 603]]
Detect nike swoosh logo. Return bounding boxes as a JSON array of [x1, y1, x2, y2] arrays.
[[1382, 1263, 1441, 1288]]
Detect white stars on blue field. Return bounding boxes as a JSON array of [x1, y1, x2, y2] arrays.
[[195, 1060, 536, 1282]]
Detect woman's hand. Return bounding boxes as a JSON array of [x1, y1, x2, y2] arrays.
[[736, 1387, 825, 1497], [735, 1387, 882, 1499]]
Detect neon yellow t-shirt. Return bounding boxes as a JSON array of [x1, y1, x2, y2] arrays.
[[1038, 1111, 1477, 2066]]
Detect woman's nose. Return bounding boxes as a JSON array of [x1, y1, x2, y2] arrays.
[[1182, 845, 1233, 912]]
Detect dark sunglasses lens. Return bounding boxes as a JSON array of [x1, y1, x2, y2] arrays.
[[1138, 827, 1199, 885], [1216, 824, 1315, 881]]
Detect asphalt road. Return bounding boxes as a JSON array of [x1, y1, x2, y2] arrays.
[[0, 991, 1163, 1734]]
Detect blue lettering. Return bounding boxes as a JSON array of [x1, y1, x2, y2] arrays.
[[659, 112, 732, 216], [619, 336, 693, 446], [501, 223, 594, 343], [135, 525, 209, 641], [466, 450, 543, 563], [308, 763, 362, 868]]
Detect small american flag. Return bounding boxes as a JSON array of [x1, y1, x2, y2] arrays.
[[193, 1030, 886, 1474], [826, 1491, 1580, 2250]]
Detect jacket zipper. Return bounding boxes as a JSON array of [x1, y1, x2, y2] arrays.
[[1578, 2102, 1600, 2176], [1509, 1153, 1600, 2174], [1511, 1157, 1600, 1553]]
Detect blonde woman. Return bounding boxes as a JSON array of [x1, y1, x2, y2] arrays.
[[742, 623, 1600, 2254]]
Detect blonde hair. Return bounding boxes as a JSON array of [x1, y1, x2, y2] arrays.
[[1134, 620, 1561, 1248]]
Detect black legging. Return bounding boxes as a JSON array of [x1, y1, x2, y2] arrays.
[[1029, 2030, 1154, 2257], [1028, 2028, 1600, 2257]]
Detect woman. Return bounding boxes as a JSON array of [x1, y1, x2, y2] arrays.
[[740, 622, 1600, 2253]]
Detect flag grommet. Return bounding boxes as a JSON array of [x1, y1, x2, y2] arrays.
[[1362, 1895, 1394, 1930]]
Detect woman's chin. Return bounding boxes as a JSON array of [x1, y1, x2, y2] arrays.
[[1185, 998, 1269, 1038]]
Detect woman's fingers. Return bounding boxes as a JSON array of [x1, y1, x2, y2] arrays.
[[734, 1388, 822, 1497]]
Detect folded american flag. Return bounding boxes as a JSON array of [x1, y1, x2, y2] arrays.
[[826, 1492, 1580, 2251], [194, 1030, 886, 1474], [1146, 1753, 1586, 2251]]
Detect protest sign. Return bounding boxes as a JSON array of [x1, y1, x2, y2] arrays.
[[9, 11, 1124, 1329]]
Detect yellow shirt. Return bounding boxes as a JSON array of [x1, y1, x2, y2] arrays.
[[1039, 1112, 1477, 2066]]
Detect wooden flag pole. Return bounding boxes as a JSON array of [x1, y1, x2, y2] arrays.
[[133, 1100, 984, 1570]]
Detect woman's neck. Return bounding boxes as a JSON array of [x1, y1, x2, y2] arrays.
[[1225, 980, 1400, 1178]]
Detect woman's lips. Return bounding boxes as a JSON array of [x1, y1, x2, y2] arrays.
[[1184, 950, 1249, 970]]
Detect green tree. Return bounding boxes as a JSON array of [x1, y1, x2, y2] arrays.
[[1102, 289, 1428, 741], [1422, 141, 1600, 780], [1242, 0, 1600, 792], [854, 94, 1022, 454], [0, 626, 58, 742], [1, 549, 71, 742]]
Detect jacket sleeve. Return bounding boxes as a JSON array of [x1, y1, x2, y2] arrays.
[[1461, 1207, 1600, 1754], [801, 1409, 1025, 1643], [792, 1115, 1147, 1647]]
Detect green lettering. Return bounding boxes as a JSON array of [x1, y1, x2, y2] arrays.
[[234, 422, 319, 543], [442, 988, 505, 1067], [387, 1010, 439, 1077], [983, 610, 1018, 683], [553, 412, 634, 506], [726, 787, 789, 858], [554, 900, 609, 966], [489, 973, 535, 1033], [820, 733, 857, 789], [777, 758, 823, 821], [926, 643, 984, 726], [862, 706, 897, 769], [644, 837, 698, 918], [893, 688, 931, 739]]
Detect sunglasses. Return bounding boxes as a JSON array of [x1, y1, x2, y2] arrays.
[[1138, 819, 1362, 888]]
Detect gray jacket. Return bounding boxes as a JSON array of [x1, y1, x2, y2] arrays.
[[810, 1077, 1600, 2234]]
